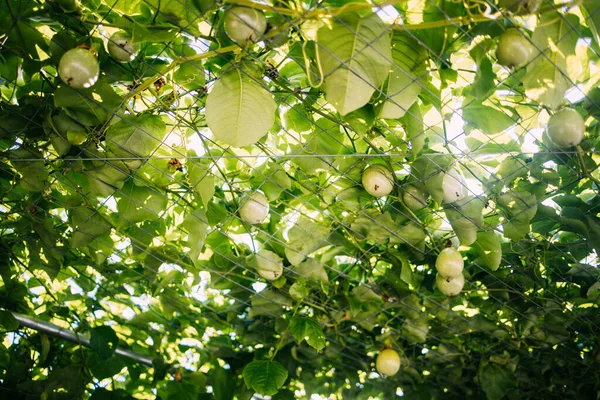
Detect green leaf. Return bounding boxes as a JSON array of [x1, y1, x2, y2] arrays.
[[293, 259, 329, 285], [478, 361, 516, 400], [182, 209, 209, 264], [445, 196, 486, 246], [289, 279, 309, 302], [473, 231, 502, 271], [0, 310, 19, 331], [243, 360, 288, 396], [289, 316, 326, 351], [206, 68, 276, 147], [54, 78, 123, 126], [467, 56, 496, 99], [87, 161, 130, 197], [187, 160, 215, 207], [249, 289, 293, 318], [378, 31, 427, 119], [462, 102, 515, 135], [105, 114, 167, 169], [285, 218, 330, 266], [90, 326, 119, 360], [401, 316, 430, 344], [212, 367, 234, 400], [70, 207, 112, 249], [497, 190, 537, 241], [116, 181, 167, 226], [582, 0, 600, 48], [522, 13, 580, 109], [317, 12, 392, 115], [89, 355, 127, 380]]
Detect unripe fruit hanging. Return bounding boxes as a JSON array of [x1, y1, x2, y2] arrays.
[[376, 349, 401, 376], [496, 29, 534, 69], [239, 191, 269, 224], [435, 248, 464, 278], [58, 48, 99, 89], [362, 166, 394, 198], [107, 31, 140, 62], [547, 108, 585, 148], [224, 7, 267, 46], [436, 273, 465, 296]]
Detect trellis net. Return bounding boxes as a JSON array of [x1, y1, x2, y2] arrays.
[[1, 0, 600, 398]]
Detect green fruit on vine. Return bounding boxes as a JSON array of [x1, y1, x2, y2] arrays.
[[362, 166, 394, 198], [107, 31, 139, 62], [498, 0, 542, 14], [442, 168, 467, 204], [58, 48, 99, 89], [376, 349, 401, 376], [436, 273, 465, 296], [495, 29, 534, 69], [402, 185, 427, 210], [435, 248, 464, 278], [239, 191, 269, 224], [547, 108, 585, 148], [224, 6, 267, 46], [255, 249, 283, 281]]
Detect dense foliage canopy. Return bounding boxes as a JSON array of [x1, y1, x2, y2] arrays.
[[1, 0, 600, 399]]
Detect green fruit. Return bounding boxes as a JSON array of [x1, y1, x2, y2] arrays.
[[547, 108, 585, 148], [255, 249, 283, 281], [58, 48, 99, 89], [239, 191, 269, 224], [362, 166, 394, 198], [436, 273, 465, 296], [496, 29, 534, 69], [107, 31, 139, 62], [435, 248, 464, 278], [402, 185, 427, 210], [224, 6, 267, 46], [376, 349, 401, 376], [441, 168, 467, 204]]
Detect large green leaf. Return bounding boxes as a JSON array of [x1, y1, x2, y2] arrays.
[[289, 316, 326, 351], [522, 13, 580, 109], [285, 217, 330, 265], [378, 31, 428, 119], [242, 360, 288, 396], [205, 68, 276, 147], [497, 190, 538, 241], [462, 102, 515, 135], [90, 326, 119, 360], [317, 12, 392, 115], [54, 78, 123, 126], [70, 207, 112, 249], [116, 182, 167, 226], [105, 114, 167, 169], [473, 231, 502, 271]]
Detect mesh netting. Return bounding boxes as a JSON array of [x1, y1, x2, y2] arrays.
[[1, 0, 599, 398]]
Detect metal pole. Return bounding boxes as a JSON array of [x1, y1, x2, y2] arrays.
[[7, 310, 155, 368]]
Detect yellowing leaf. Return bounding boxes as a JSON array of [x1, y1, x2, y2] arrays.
[[206, 68, 276, 147]]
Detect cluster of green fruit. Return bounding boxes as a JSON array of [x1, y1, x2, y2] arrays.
[[58, 31, 139, 89], [496, 28, 586, 148]]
